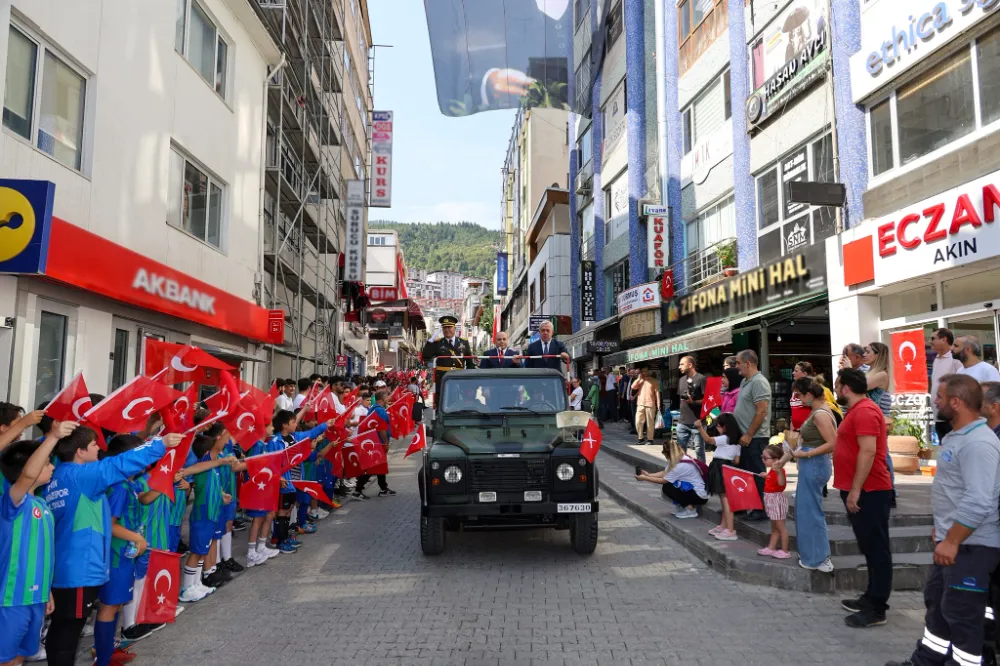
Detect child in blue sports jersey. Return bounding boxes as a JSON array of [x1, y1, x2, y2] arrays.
[[270, 411, 330, 552], [216, 437, 243, 574], [240, 425, 278, 567], [177, 429, 234, 601], [94, 434, 156, 666], [42, 426, 181, 666], [0, 420, 75, 666], [167, 407, 212, 555]]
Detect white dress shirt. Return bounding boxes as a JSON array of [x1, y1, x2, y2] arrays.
[[931, 351, 964, 418]]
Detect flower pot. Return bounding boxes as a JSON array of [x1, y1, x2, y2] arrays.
[[918, 448, 933, 460], [888, 435, 920, 474], [723, 267, 738, 277]]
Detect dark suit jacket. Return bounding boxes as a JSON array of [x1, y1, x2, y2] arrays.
[[523, 339, 568, 371], [480, 347, 518, 369]]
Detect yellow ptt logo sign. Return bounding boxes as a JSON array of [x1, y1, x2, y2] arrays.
[[0, 180, 55, 274]]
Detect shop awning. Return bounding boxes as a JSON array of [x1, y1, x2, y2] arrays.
[[606, 292, 826, 366]]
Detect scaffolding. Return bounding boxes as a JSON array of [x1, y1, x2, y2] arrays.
[[250, 0, 350, 378]]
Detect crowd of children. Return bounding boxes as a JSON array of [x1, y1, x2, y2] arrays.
[[0, 370, 414, 666]]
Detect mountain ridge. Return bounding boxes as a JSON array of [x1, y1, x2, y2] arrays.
[[368, 221, 498, 279]]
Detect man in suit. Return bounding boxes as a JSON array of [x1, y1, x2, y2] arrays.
[[421, 315, 476, 406], [519, 320, 570, 371], [480, 330, 519, 369]]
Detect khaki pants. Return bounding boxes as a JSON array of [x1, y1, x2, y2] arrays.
[[636, 405, 656, 441]]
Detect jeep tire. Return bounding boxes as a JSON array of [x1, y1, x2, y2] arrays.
[[570, 512, 598, 554], [421, 516, 446, 555]]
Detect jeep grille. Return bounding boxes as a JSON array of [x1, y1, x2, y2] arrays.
[[468, 457, 550, 492]]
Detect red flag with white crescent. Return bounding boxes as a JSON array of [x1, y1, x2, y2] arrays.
[[357, 409, 387, 435], [580, 418, 602, 463], [144, 339, 233, 384], [44, 373, 92, 423], [146, 434, 194, 502], [340, 443, 365, 478], [268, 380, 280, 399], [241, 449, 285, 512], [722, 465, 763, 512], [136, 549, 182, 625], [701, 376, 723, 419], [84, 376, 181, 434], [323, 441, 344, 477], [292, 480, 334, 505], [281, 438, 313, 473], [891, 329, 929, 394], [404, 424, 426, 458]]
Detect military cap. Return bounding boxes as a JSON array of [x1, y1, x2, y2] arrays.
[[439, 315, 458, 326]]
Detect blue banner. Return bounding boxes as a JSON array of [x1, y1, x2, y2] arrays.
[[496, 252, 509, 295]]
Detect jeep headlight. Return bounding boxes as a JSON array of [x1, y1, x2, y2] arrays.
[[443, 465, 463, 483], [556, 463, 575, 481]]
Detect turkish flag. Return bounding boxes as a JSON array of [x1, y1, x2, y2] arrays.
[[85, 376, 181, 434], [223, 402, 266, 452], [147, 434, 194, 501], [701, 376, 723, 419], [144, 339, 233, 383], [342, 387, 360, 407], [324, 441, 344, 477], [268, 381, 280, 400], [722, 465, 764, 512], [580, 418, 602, 463], [239, 380, 268, 406], [136, 549, 182, 625], [359, 442, 389, 476], [242, 449, 285, 511], [389, 386, 405, 404], [340, 444, 365, 478], [404, 424, 426, 458], [45, 373, 92, 422], [281, 438, 313, 473], [388, 398, 413, 438], [165, 382, 199, 432], [892, 329, 929, 394], [660, 268, 674, 300], [292, 481, 334, 505], [307, 386, 334, 422], [357, 409, 387, 435]]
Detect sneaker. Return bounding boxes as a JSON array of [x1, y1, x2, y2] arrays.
[[289, 525, 300, 535], [885, 661, 914, 666], [196, 581, 216, 596], [223, 557, 245, 573], [263, 546, 282, 558], [287, 537, 303, 547], [297, 523, 317, 534], [674, 507, 698, 519], [216, 566, 234, 583], [178, 586, 209, 603], [306, 515, 318, 524], [277, 541, 298, 553], [144, 623, 167, 635], [845, 609, 887, 628], [174, 606, 185, 618], [120, 624, 155, 643], [246, 551, 268, 568], [231, 519, 247, 532], [757, 547, 775, 556], [110, 647, 137, 665], [202, 572, 226, 589], [799, 558, 835, 573], [841, 596, 870, 613], [343, 479, 357, 489], [378, 488, 397, 497], [82, 622, 95, 637], [315, 508, 331, 519], [352, 491, 369, 501], [713, 529, 738, 541], [24, 646, 46, 662], [771, 549, 792, 559]]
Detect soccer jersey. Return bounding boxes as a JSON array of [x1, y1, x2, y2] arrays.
[[108, 479, 144, 569], [190, 453, 222, 523], [140, 475, 171, 552], [218, 442, 236, 497], [0, 479, 54, 607], [169, 448, 198, 528]]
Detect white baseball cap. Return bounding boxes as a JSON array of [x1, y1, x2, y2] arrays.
[[375, 380, 387, 387]]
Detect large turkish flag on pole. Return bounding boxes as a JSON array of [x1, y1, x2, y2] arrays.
[[892, 329, 929, 394], [722, 465, 763, 512], [136, 549, 182, 625]]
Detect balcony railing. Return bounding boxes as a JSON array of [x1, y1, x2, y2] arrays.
[[676, 237, 736, 293]]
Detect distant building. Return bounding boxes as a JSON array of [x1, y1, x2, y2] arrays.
[[366, 230, 398, 287], [427, 270, 465, 299]]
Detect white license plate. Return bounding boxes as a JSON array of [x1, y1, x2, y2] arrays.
[[524, 491, 542, 502], [479, 492, 497, 503], [557, 503, 591, 513]]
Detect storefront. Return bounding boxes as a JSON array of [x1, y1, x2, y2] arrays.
[[564, 314, 620, 378], [0, 180, 281, 409]]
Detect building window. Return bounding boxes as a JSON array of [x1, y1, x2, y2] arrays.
[[682, 108, 692, 155], [865, 27, 1000, 179], [757, 168, 779, 230], [35, 311, 67, 403], [112, 328, 130, 390], [175, 0, 230, 99], [578, 126, 592, 167], [539, 266, 547, 303], [723, 69, 732, 120], [3, 26, 87, 171], [167, 149, 225, 249], [680, 69, 729, 153], [607, 0, 623, 48], [679, 0, 716, 43], [685, 196, 735, 287], [609, 259, 629, 315], [581, 203, 595, 260], [530, 280, 537, 312], [575, 51, 592, 114], [575, 0, 588, 27]]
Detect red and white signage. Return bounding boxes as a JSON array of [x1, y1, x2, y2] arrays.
[[647, 215, 666, 271], [368, 286, 398, 302], [46, 218, 275, 342], [839, 170, 1000, 289], [616, 282, 661, 316], [370, 111, 393, 208], [336, 354, 348, 367]]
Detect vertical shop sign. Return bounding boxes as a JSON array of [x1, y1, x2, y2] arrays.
[[581, 260, 596, 321], [345, 180, 366, 281], [370, 111, 393, 207]]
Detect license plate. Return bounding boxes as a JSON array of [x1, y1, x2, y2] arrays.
[[524, 491, 542, 502], [557, 503, 591, 513], [479, 492, 497, 503]]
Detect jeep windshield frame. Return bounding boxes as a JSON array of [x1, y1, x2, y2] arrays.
[[440, 375, 568, 415]]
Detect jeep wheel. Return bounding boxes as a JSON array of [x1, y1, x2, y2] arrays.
[[570, 512, 598, 554], [421, 516, 446, 555]]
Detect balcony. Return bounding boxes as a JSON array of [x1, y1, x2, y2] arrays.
[[677, 237, 737, 293]]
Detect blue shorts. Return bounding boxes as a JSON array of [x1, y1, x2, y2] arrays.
[[0, 603, 45, 661], [168, 525, 182, 552], [98, 562, 136, 606], [135, 551, 149, 579], [245, 508, 269, 518], [215, 515, 227, 538], [189, 520, 217, 556], [296, 491, 314, 506], [221, 501, 237, 524]]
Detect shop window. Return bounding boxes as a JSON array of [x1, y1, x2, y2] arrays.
[[980, 27, 1000, 126], [870, 98, 894, 176], [112, 329, 130, 390], [176, 0, 230, 100], [948, 316, 998, 368], [942, 266, 1000, 310], [167, 148, 226, 250], [2, 25, 87, 171], [540, 266, 547, 304], [35, 311, 67, 404], [880, 284, 938, 320]]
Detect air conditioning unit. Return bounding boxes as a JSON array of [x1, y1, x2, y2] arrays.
[[576, 159, 593, 195]]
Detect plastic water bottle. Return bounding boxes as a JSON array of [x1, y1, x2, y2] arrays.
[[123, 525, 145, 559]]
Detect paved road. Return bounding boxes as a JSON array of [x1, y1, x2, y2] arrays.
[[129, 450, 927, 666]]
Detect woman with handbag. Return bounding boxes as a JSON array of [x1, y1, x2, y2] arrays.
[[633, 367, 661, 445]]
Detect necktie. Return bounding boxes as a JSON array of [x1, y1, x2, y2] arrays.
[[543, 343, 548, 355]]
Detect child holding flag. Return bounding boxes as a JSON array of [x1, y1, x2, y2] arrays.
[[353, 390, 395, 500], [694, 413, 742, 542], [241, 426, 280, 567]]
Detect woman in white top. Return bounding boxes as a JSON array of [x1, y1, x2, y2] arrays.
[[569, 378, 584, 410], [694, 412, 742, 541], [635, 439, 708, 519]]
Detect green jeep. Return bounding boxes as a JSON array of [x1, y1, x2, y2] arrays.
[[417, 368, 599, 555]]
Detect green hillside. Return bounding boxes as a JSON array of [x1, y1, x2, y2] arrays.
[[369, 221, 498, 279]]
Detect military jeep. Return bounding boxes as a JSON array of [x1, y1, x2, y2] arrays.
[[417, 368, 599, 555]]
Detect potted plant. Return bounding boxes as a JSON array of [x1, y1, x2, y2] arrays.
[[718, 241, 738, 277], [888, 414, 925, 475]]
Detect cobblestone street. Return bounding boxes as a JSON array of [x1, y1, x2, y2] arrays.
[[131, 449, 927, 666]]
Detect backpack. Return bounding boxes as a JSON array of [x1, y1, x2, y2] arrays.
[[679, 458, 711, 494]]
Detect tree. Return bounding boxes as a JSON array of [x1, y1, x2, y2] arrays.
[[479, 293, 494, 336]]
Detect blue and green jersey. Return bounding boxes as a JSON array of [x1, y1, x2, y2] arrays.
[[190, 453, 222, 523], [139, 475, 172, 552], [108, 479, 144, 569], [218, 442, 236, 497], [0, 479, 54, 607], [169, 448, 198, 528]]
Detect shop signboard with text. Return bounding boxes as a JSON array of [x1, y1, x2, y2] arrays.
[[370, 111, 393, 207], [616, 282, 661, 316], [838, 169, 1000, 290], [664, 243, 827, 335], [620, 310, 661, 342], [345, 180, 366, 282], [581, 260, 596, 321]]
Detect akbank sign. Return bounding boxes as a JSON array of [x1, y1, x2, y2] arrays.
[[851, 0, 1000, 101]]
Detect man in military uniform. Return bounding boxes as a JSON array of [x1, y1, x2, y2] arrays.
[[422, 315, 476, 408]]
